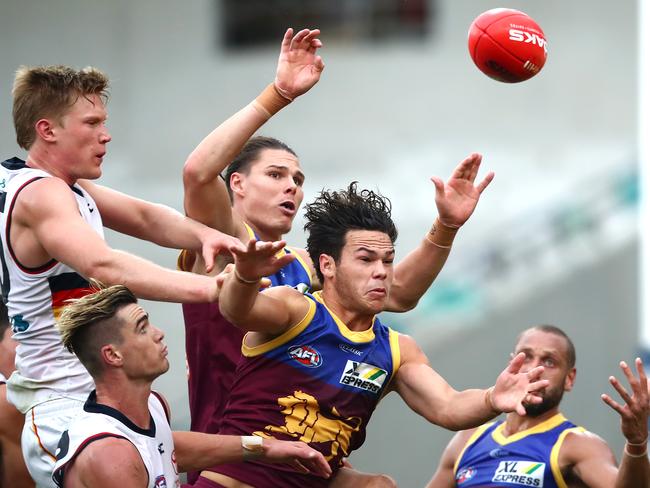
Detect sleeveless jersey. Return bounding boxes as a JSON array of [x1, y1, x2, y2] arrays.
[[0, 372, 5, 384], [179, 222, 312, 436], [211, 291, 400, 488], [53, 391, 178, 488], [454, 413, 583, 488], [0, 158, 103, 411]]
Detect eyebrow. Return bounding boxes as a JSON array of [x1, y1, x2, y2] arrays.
[[134, 313, 149, 329], [356, 246, 395, 256], [267, 165, 305, 182]]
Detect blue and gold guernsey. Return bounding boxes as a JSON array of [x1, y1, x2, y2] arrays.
[[242, 223, 313, 290], [211, 291, 401, 487], [454, 413, 584, 488]]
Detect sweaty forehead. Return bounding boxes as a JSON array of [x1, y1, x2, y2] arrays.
[[345, 230, 394, 253]]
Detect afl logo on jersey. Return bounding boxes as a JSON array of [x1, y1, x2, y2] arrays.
[[154, 475, 167, 487], [456, 467, 477, 484], [288, 345, 323, 368]]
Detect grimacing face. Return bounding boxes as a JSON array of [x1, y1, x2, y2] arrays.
[[231, 148, 305, 240], [513, 329, 576, 417], [323, 229, 395, 316]]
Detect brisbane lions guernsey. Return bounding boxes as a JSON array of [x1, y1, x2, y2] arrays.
[[210, 291, 400, 488], [179, 222, 312, 439], [0, 158, 102, 411], [454, 413, 583, 488]]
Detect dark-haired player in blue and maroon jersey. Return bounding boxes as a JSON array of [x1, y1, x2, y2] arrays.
[[196, 183, 547, 487], [179, 27, 494, 486]]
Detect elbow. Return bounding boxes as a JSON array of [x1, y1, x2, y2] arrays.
[[85, 254, 126, 287], [183, 154, 212, 186]]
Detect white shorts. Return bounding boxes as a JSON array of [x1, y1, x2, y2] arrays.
[[22, 397, 84, 488]]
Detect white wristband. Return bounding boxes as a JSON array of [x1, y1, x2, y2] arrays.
[[241, 435, 264, 461]]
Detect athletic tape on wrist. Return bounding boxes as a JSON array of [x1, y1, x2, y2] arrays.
[[425, 218, 458, 249], [254, 83, 292, 117]]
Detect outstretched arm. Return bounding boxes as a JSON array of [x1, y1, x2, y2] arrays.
[[218, 239, 311, 333], [17, 178, 225, 303], [386, 153, 494, 311], [182, 28, 324, 243], [81, 181, 241, 273], [391, 334, 547, 430], [173, 432, 331, 479]]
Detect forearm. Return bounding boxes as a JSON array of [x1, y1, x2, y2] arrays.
[[616, 443, 650, 488], [173, 432, 243, 472], [91, 249, 216, 303], [433, 388, 499, 431], [218, 272, 262, 326], [128, 202, 212, 251], [184, 103, 272, 184], [386, 219, 458, 312]]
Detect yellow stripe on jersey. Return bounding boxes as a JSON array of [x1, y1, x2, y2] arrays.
[[550, 426, 585, 488], [311, 291, 376, 343], [492, 413, 568, 445], [453, 422, 497, 474], [241, 296, 316, 357], [388, 328, 401, 379]]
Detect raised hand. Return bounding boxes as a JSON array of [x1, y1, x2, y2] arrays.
[[201, 230, 246, 273], [262, 438, 332, 479], [601, 358, 650, 445], [275, 28, 325, 100], [491, 352, 549, 416], [431, 153, 494, 229], [230, 239, 296, 283]]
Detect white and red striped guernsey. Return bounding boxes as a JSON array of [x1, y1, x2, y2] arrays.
[[0, 157, 103, 412], [53, 391, 178, 488]]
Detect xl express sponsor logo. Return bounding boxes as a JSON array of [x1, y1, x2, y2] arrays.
[[339, 360, 387, 394], [492, 460, 545, 486]]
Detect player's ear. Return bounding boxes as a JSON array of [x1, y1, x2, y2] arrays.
[[319, 254, 335, 279], [564, 367, 576, 392], [230, 172, 245, 197], [34, 118, 56, 143], [101, 344, 123, 368]]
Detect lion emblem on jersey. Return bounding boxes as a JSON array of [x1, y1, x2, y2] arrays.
[[255, 390, 362, 461]]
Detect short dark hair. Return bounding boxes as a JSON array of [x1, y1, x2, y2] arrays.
[[0, 302, 9, 341], [223, 136, 297, 200], [57, 284, 137, 378], [304, 182, 398, 283], [517, 324, 577, 368]]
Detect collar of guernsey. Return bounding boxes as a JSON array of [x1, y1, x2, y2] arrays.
[[454, 412, 583, 488]]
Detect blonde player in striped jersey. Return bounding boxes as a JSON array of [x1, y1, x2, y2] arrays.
[[2, 65, 242, 487]]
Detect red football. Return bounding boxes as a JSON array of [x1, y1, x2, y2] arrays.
[[468, 8, 548, 83]]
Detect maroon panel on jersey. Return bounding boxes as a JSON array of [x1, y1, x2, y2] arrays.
[[183, 302, 244, 433], [182, 302, 244, 484]]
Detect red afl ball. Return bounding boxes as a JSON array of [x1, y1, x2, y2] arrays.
[[468, 8, 548, 83]]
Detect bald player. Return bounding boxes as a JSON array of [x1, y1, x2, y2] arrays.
[[428, 325, 650, 488]]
